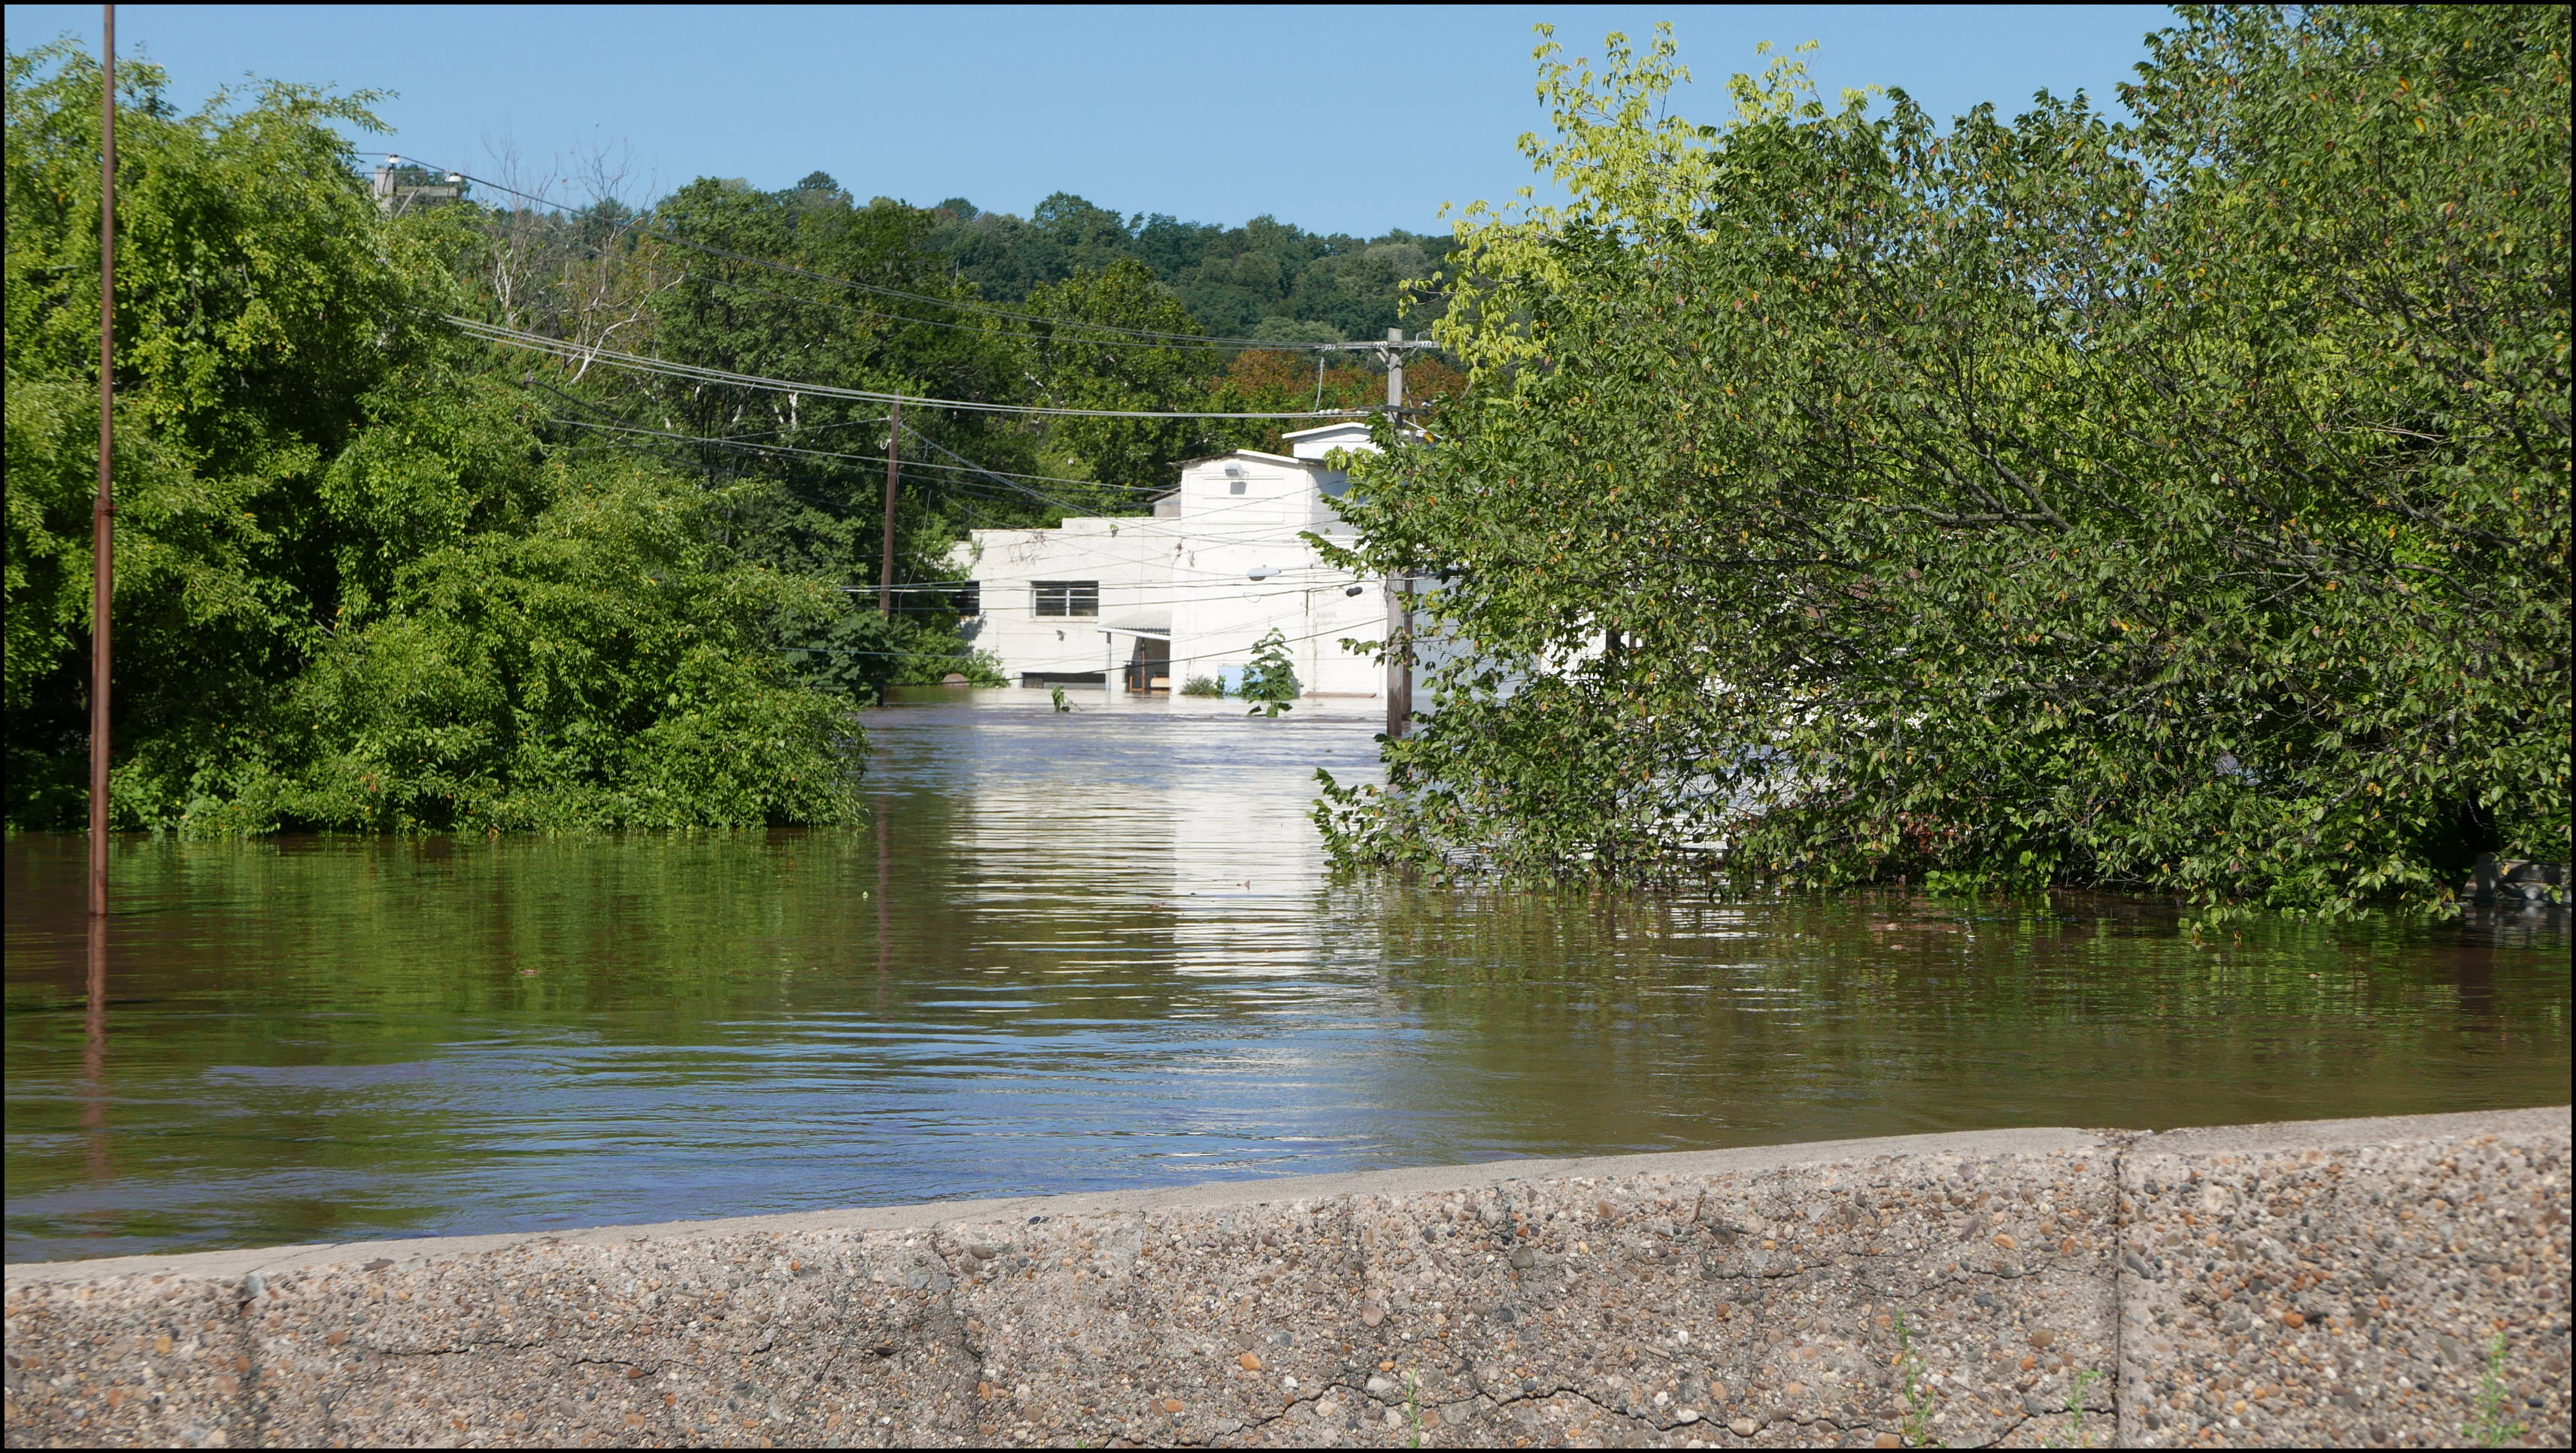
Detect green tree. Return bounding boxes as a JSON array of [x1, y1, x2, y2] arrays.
[[1239, 627, 1300, 717], [1022, 259, 1229, 496], [921, 194, 1455, 341], [4, 42, 862, 832], [1319, 8, 2569, 915], [520, 172, 1041, 698]]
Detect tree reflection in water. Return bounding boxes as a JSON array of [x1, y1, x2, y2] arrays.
[[5, 693, 2566, 1263]]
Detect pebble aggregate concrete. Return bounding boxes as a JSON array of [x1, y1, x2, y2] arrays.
[[2116, 1109, 2570, 1448], [4, 1109, 2564, 1448]]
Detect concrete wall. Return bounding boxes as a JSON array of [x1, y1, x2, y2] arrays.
[[5, 1108, 2564, 1448]]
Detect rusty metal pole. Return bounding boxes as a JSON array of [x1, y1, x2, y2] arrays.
[[83, 917, 109, 1151], [90, 3, 117, 920], [879, 404, 900, 616]]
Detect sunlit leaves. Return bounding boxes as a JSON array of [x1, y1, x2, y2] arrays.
[[5, 45, 863, 832], [1322, 6, 2568, 915]]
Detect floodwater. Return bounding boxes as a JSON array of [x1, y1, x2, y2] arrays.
[[6, 691, 2568, 1263]]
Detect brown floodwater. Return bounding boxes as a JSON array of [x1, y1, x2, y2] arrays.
[[6, 690, 2567, 1263]]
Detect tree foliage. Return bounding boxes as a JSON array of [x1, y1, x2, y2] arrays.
[[1021, 258, 1230, 496], [1320, 7, 2569, 915], [459, 171, 1462, 697], [924, 193, 1455, 341], [5, 44, 862, 832], [1239, 628, 1299, 717], [7, 30, 1473, 836]]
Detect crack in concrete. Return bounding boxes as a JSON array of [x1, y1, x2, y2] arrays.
[[20, 1115, 2559, 1448]]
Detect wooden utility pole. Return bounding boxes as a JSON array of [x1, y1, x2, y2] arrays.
[[1379, 328, 1413, 739], [90, 2, 117, 919], [879, 404, 900, 616], [1385, 576, 1413, 739]]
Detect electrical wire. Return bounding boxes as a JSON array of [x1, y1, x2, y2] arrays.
[[662, 261, 1379, 363], [550, 426, 1283, 544], [548, 403, 1346, 539], [894, 424, 1302, 530], [456, 314, 1363, 420], [540, 405, 1374, 598], [540, 413, 1267, 578], [552, 428, 1151, 535], [547, 416, 1163, 496]]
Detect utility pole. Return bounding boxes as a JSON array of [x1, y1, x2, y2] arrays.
[[90, 2, 116, 920], [1385, 575, 1413, 739], [1378, 329, 1417, 739], [1323, 327, 1437, 737], [879, 403, 899, 616], [1361, 326, 1437, 416]]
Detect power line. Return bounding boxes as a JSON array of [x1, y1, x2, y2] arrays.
[[895, 422, 1170, 512], [454, 315, 1364, 420], [380, 153, 1445, 356], [547, 416, 1161, 496], [537, 397, 1136, 556], [897, 425, 1357, 538], [547, 428, 1392, 635], [554, 404, 1352, 541], [542, 412, 1222, 556], [567, 417, 1322, 541], [545, 403, 1361, 581]]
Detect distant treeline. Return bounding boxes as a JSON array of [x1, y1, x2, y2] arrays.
[[913, 187, 1452, 343]]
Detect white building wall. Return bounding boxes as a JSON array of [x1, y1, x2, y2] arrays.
[[954, 426, 1394, 697], [952, 518, 1176, 684]]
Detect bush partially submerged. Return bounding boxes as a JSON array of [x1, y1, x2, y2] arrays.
[[1321, 7, 2569, 915], [5, 44, 862, 832]]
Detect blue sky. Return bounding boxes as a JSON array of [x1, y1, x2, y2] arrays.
[[5, 5, 2173, 237]]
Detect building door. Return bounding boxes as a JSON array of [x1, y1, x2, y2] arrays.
[[1131, 637, 1172, 693]]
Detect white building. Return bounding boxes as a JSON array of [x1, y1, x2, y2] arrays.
[[950, 422, 1397, 697]]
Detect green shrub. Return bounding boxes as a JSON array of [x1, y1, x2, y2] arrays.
[[5, 44, 862, 832], [1318, 8, 2570, 914], [1238, 629, 1299, 717]]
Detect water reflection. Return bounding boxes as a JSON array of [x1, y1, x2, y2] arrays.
[[80, 918, 108, 1192], [5, 690, 2566, 1262]]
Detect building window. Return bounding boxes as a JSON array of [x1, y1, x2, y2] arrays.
[[948, 581, 982, 617], [1033, 580, 1099, 617]]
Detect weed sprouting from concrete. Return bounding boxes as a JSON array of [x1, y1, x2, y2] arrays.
[[2055, 1367, 2104, 1448], [1404, 1370, 1425, 1448], [1892, 1309, 1938, 1447], [2468, 1331, 2528, 1448]]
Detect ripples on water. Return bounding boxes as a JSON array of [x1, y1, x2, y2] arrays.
[[5, 691, 2566, 1261]]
